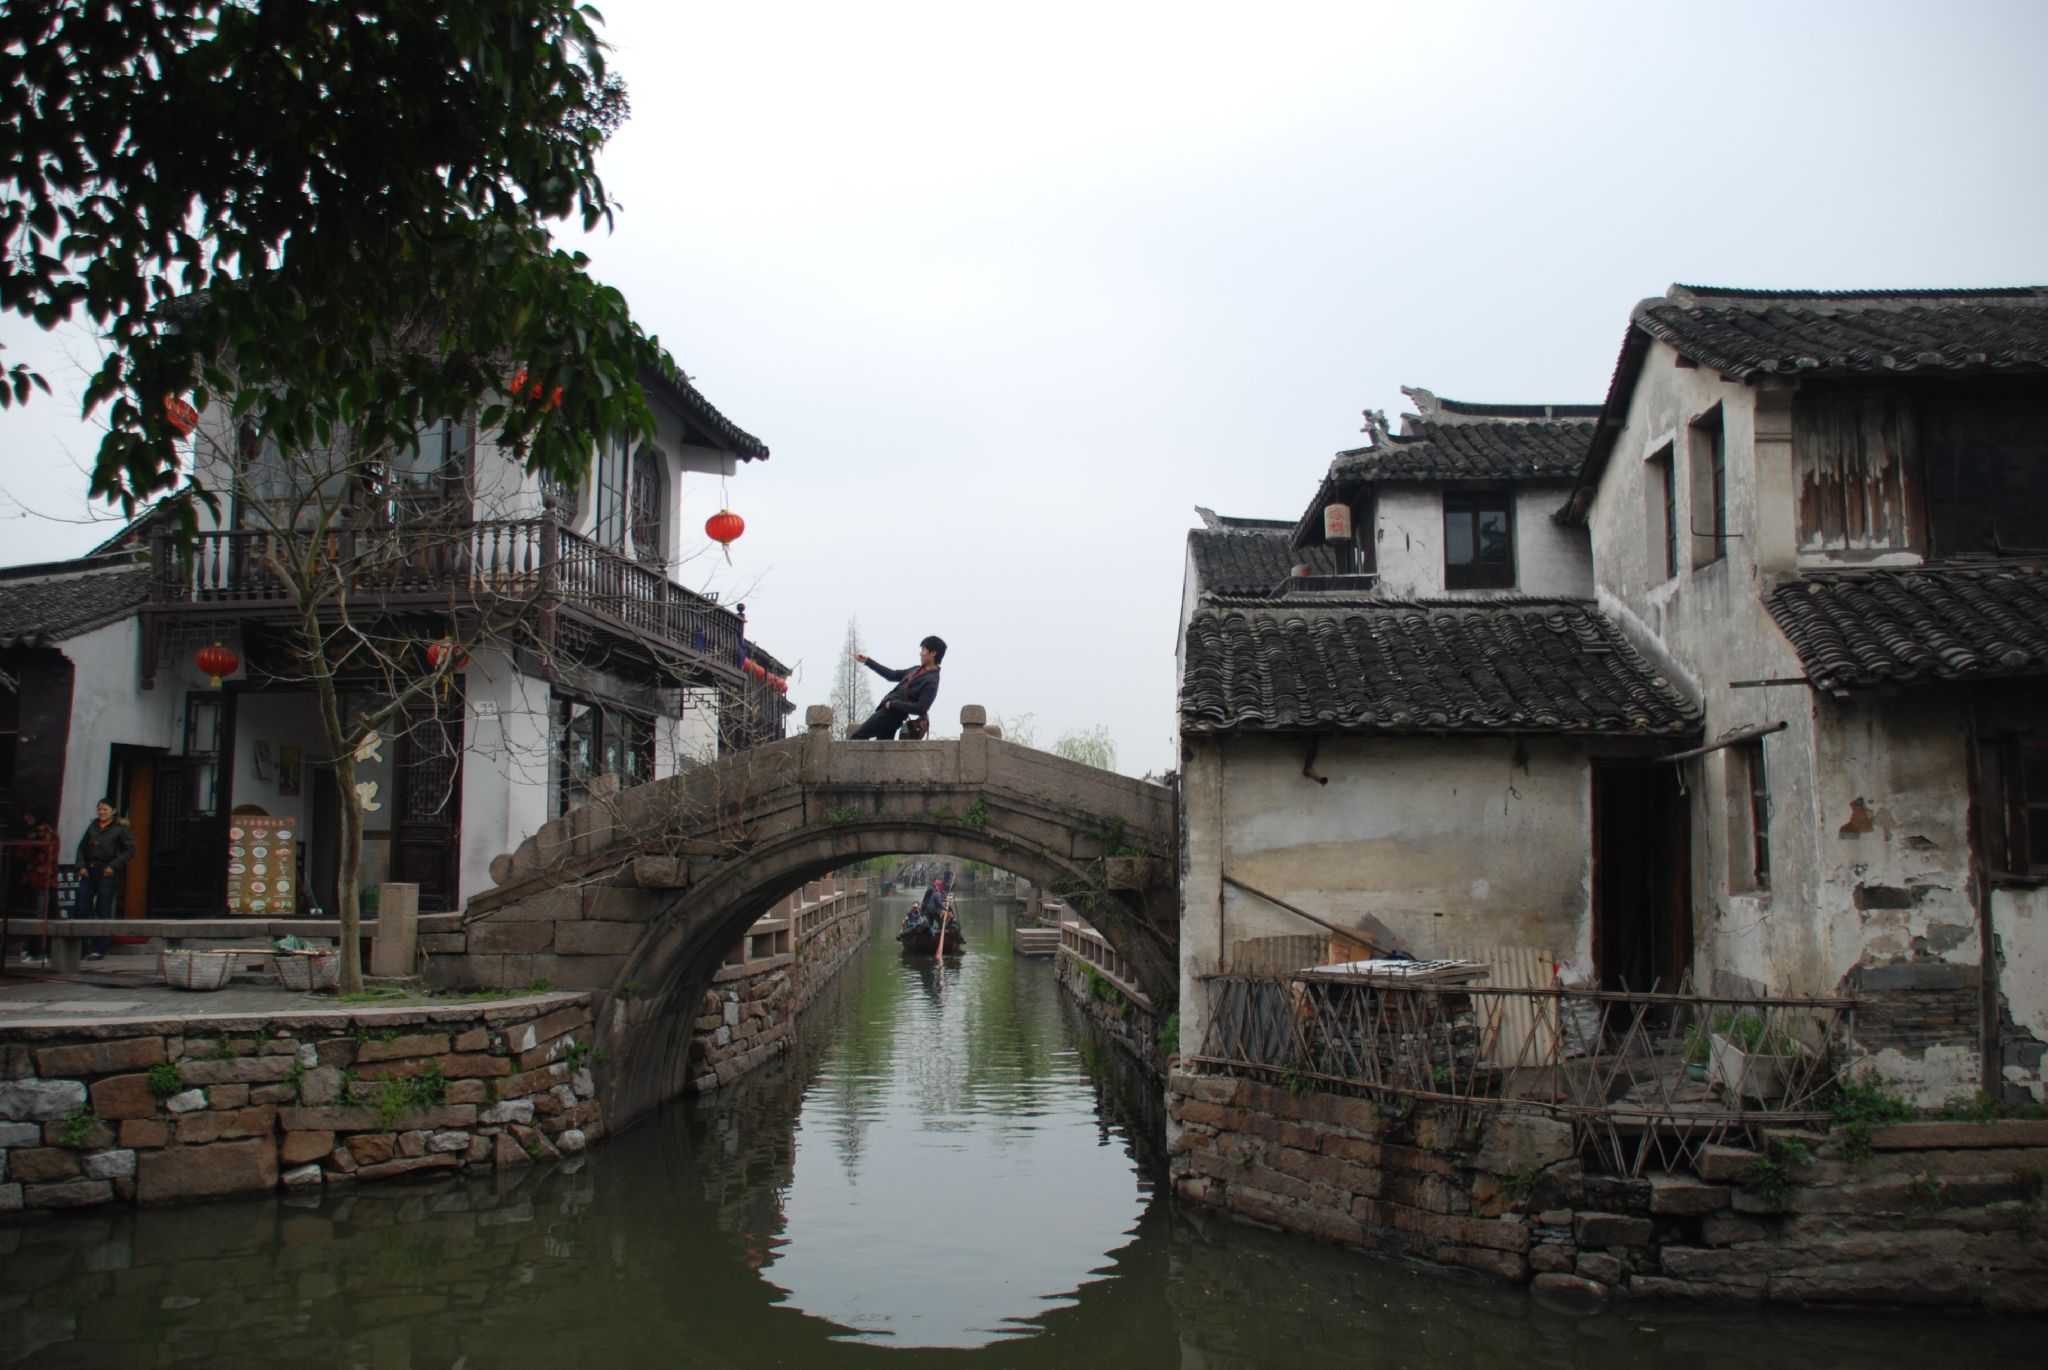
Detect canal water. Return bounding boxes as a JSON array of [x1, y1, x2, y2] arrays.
[[3, 892, 2041, 1367]]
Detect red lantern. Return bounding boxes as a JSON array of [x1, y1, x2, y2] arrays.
[[195, 642, 239, 687], [425, 637, 469, 673], [705, 509, 744, 564], [164, 395, 199, 436]]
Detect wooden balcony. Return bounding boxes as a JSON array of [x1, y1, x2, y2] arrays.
[[144, 521, 745, 680]]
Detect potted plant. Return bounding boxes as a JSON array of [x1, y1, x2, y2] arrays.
[[1708, 1009, 1802, 1103]]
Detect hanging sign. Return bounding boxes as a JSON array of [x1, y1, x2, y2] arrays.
[[1323, 504, 1353, 540], [226, 815, 298, 916]]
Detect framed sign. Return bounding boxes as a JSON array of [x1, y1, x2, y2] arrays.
[[226, 816, 298, 916]]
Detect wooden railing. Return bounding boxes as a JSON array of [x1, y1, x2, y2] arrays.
[[151, 522, 741, 667]]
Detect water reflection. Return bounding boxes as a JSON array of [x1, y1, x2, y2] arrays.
[[2, 896, 2041, 1368]]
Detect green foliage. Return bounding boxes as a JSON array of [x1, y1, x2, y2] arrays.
[[1498, 1162, 1549, 1202], [207, 1036, 236, 1062], [1156, 1011, 1180, 1053], [1, 0, 667, 510], [962, 800, 991, 831], [146, 1062, 185, 1098], [618, 981, 640, 1000], [1747, 1135, 1813, 1211], [1052, 725, 1118, 773], [1281, 1052, 1315, 1098], [1934, 1091, 2048, 1123], [930, 809, 957, 825], [1705, 1009, 1798, 1057], [374, 1064, 447, 1127], [526, 978, 553, 994], [561, 1038, 591, 1072], [823, 805, 863, 825], [58, 1106, 101, 1150], [338, 987, 408, 1004], [1907, 1172, 1947, 1215], [1828, 1070, 1916, 1164]]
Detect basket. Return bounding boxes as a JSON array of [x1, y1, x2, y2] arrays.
[[160, 949, 236, 992], [274, 950, 339, 991]]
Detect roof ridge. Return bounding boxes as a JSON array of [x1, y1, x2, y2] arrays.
[[1669, 283, 2048, 305]]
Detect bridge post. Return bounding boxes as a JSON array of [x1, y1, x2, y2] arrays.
[[958, 704, 988, 784], [803, 705, 833, 789]]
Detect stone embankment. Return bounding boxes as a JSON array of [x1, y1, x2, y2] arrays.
[[1, 994, 600, 1215], [1055, 918, 1164, 1078], [687, 878, 870, 1092], [1168, 1074, 2048, 1313]]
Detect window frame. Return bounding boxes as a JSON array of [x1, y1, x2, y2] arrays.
[[1442, 489, 1516, 591], [629, 444, 666, 564], [1689, 406, 1727, 569], [1645, 443, 1677, 581], [2008, 739, 2048, 877]]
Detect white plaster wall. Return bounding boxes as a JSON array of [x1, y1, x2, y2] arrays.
[[229, 691, 324, 836], [457, 647, 556, 904], [1178, 731, 1598, 1051], [1371, 484, 1592, 599], [57, 620, 180, 841], [1994, 885, 2048, 1103]]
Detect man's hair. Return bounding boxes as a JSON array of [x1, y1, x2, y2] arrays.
[[921, 635, 947, 662]]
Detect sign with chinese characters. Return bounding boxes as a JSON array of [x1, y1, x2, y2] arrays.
[[1323, 503, 1352, 541], [226, 816, 298, 916]]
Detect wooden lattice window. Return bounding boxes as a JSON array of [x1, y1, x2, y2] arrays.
[[630, 445, 665, 562]]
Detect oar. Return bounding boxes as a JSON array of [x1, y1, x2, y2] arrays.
[[933, 897, 946, 960]]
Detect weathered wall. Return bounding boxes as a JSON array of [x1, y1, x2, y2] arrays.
[[56, 617, 177, 844], [1579, 342, 2043, 1103], [0, 995, 601, 1216], [1371, 483, 1592, 599], [1167, 1075, 2048, 1312], [1179, 731, 1606, 1054], [1055, 947, 1163, 1079]]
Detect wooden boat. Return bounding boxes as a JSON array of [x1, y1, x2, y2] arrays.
[[897, 919, 965, 956]]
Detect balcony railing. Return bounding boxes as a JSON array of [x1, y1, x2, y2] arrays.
[[1189, 968, 1855, 1175], [150, 522, 742, 669]]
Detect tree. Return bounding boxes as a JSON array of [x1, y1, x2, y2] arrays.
[[1052, 725, 1117, 773], [828, 618, 875, 740], [987, 712, 1038, 748], [1, 1, 666, 512]]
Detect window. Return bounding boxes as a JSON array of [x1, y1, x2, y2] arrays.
[[1645, 444, 1677, 580], [184, 694, 225, 818], [2020, 744, 2048, 876], [593, 435, 631, 549], [389, 419, 469, 523], [1982, 737, 2048, 878], [554, 699, 656, 813], [1442, 491, 1514, 590], [1689, 406, 1727, 568], [540, 467, 582, 526], [629, 445, 665, 563], [1728, 740, 1770, 892]]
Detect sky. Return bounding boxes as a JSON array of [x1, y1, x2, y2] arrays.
[[3, 0, 2046, 776]]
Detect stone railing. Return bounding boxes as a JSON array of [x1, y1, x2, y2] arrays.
[[1060, 919, 1151, 1009]]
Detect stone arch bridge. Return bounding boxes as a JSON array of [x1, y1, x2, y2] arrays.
[[431, 705, 1178, 1128]]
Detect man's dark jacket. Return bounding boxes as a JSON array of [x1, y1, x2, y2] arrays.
[[77, 819, 136, 872], [860, 659, 940, 720]]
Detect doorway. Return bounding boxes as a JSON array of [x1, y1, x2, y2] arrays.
[[1591, 760, 1692, 993], [107, 744, 166, 920]]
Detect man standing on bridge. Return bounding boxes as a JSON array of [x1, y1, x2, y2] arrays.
[[847, 636, 945, 740]]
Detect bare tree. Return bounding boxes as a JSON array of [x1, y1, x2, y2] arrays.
[[828, 618, 874, 741], [1052, 725, 1117, 773]]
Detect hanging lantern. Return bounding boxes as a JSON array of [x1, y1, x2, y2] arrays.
[[705, 509, 745, 564], [163, 395, 199, 437], [424, 637, 470, 673], [195, 642, 239, 687]]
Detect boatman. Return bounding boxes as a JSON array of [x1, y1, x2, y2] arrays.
[[847, 635, 945, 740]]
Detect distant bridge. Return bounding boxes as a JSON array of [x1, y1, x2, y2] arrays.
[[432, 706, 1177, 1128]]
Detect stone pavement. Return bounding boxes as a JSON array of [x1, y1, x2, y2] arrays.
[[0, 949, 423, 1024]]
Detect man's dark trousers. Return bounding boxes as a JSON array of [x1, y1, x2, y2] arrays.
[[75, 872, 117, 955]]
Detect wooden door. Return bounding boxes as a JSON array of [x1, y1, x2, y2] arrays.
[[391, 706, 463, 911]]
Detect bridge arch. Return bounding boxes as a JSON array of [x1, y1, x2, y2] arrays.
[[437, 707, 1177, 1129]]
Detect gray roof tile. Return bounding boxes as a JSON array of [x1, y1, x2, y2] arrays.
[[0, 561, 150, 646], [1764, 565, 2048, 692], [1181, 598, 1698, 736]]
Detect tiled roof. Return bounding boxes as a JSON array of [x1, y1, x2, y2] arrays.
[[644, 361, 770, 461], [1330, 414, 1597, 484], [1764, 565, 2048, 693], [1563, 284, 2048, 524], [1190, 527, 1338, 596], [1641, 285, 2048, 379], [1181, 598, 1698, 736], [0, 560, 151, 647]]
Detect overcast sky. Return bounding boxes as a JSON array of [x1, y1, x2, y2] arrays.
[[4, 0, 2046, 776]]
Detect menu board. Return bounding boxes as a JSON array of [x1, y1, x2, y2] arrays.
[[226, 816, 298, 916]]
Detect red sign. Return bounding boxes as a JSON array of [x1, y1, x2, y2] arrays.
[[164, 395, 199, 436]]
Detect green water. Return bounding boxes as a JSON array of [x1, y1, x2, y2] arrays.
[[2, 895, 2039, 1366]]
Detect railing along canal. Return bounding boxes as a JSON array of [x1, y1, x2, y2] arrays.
[[1060, 919, 1152, 1010], [1189, 969, 1855, 1175]]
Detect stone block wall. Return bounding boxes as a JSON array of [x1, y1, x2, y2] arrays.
[[0, 996, 602, 1216], [1055, 942, 1164, 1079], [1167, 1074, 2048, 1313], [685, 879, 870, 1093]]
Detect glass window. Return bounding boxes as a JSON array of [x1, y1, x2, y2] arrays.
[[1443, 492, 1515, 590], [593, 435, 630, 549], [629, 445, 665, 562]]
